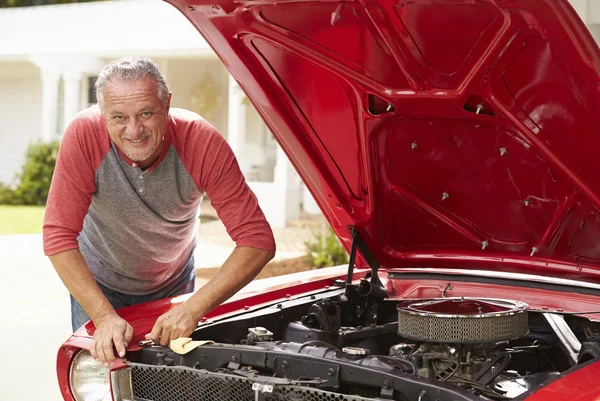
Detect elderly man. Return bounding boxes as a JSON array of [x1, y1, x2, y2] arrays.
[[43, 57, 275, 365]]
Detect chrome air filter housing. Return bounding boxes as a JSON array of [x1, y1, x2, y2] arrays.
[[397, 298, 528, 344]]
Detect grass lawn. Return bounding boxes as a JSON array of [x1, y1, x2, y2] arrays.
[[0, 205, 45, 235]]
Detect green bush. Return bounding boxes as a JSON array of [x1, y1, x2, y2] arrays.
[[0, 183, 18, 205], [0, 140, 60, 205], [304, 225, 349, 268]]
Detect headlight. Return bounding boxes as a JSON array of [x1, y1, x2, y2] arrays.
[[69, 350, 111, 401]]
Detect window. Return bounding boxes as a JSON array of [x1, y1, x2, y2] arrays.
[[87, 76, 98, 107]]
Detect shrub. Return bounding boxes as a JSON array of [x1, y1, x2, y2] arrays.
[[0, 183, 18, 205], [304, 225, 349, 268], [0, 140, 60, 205]]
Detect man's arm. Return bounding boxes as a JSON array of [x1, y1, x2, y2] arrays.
[[151, 118, 276, 345], [147, 246, 274, 346], [44, 113, 127, 365], [49, 249, 133, 365]]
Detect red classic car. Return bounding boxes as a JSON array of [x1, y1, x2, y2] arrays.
[[57, 0, 600, 400]]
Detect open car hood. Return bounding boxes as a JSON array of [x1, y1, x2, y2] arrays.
[[166, 0, 600, 282]]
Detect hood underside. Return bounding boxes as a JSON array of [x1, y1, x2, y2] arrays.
[[167, 0, 600, 282]]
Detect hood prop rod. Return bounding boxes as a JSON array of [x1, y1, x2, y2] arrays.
[[345, 227, 358, 285], [341, 227, 386, 326], [344, 227, 385, 298]]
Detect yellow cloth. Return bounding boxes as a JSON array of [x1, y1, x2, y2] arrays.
[[169, 337, 215, 355]]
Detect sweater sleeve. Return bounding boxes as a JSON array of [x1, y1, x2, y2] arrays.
[[43, 112, 109, 256], [175, 115, 276, 252]]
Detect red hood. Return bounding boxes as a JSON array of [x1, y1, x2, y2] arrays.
[[166, 0, 600, 282]]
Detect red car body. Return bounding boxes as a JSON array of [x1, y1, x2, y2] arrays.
[[58, 269, 600, 400], [57, 0, 600, 400]]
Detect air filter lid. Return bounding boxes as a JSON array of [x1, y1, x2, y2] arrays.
[[397, 298, 528, 344]]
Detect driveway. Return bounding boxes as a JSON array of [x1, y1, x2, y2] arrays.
[[0, 234, 70, 401]]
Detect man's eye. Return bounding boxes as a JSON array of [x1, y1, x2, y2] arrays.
[[142, 112, 153, 117], [113, 116, 125, 121]]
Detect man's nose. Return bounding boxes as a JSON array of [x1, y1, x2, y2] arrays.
[[125, 118, 143, 138]]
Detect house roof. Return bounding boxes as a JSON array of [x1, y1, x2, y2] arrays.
[[0, 0, 211, 60]]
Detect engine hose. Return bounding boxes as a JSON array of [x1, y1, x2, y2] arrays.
[[377, 355, 417, 375]]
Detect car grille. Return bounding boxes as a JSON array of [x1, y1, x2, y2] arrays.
[[129, 364, 375, 401]]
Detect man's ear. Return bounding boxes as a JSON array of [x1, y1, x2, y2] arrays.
[[165, 93, 172, 111]]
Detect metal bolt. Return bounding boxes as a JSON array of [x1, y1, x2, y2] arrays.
[[481, 241, 488, 250], [281, 361, 288, 369], [230, 356, 237, 362], [327, 368, 335, 376], [499, 147, 507, 156], [476, 104, 484, 115], [524, 199, 530, 207], [382, 379, 390, 389], [531, 247, 538, 257], [411, 142, 418, 150], [330, 2, 344, 25], [442, 192, 450, 201]]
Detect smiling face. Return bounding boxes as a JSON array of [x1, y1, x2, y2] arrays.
[[102, 78, 172, 169]]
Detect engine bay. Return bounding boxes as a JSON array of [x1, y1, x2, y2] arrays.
[[129, 281, 600, 401]]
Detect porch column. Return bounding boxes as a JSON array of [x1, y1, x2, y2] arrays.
[[40, 68, 60, 142], [272, 144, 300, 227], [303, 184, 322, 215], [227, 75, 247, 173], [62, 70, 82, 129], [569, 0, 589, 23]]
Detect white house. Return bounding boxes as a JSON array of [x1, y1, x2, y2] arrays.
[[0, 0, 598, 227], [0, 0, 321, 228]]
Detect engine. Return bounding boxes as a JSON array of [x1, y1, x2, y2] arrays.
[[277, 296, 539, 399], [391, 298, 531, 398], [129, 289, 600, 401]]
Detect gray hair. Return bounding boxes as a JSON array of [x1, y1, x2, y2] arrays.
[[95, 57, 169, 108]]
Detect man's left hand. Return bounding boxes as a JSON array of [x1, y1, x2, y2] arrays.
[[145, 247, 274, 347], [146, 304, 198, 346]]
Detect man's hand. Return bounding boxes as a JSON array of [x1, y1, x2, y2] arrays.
[[49, 249, 134, 365], [146, 304, 198, 346], [145, 247, 273, 347], [90, 314, 133, 365]]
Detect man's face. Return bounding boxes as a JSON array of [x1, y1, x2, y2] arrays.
[[102, 78, 171, 168]]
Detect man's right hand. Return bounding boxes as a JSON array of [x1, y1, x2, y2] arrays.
[[48, 249, 133, 365], [90, 313, 134, 365]]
